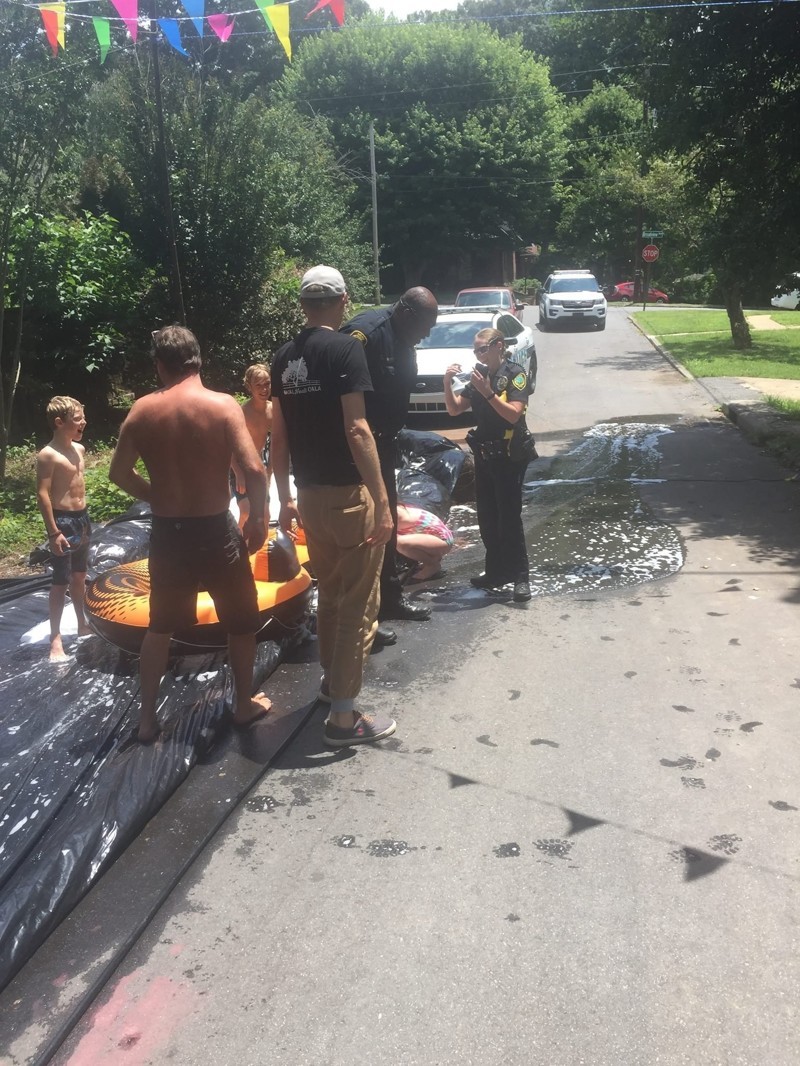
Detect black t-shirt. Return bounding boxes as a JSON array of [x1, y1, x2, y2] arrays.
[[341, 306, 417, 436], [466, 358, 532, 443], [271, 327, 373, 487]]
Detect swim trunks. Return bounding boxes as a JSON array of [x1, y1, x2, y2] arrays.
[[397, 505, 454, 546], [51, 508, 91, 585], [148, 511, 260, 635]]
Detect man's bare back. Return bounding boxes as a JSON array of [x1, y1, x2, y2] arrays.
[[117, 376, 254, 517]]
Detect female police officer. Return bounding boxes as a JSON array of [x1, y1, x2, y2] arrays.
[[443, 328, 535, 602]]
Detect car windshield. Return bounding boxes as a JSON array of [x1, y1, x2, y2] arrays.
[[551, 277, 599, 293], [456, 291, 504, 307], [417, 320, 486, 349]]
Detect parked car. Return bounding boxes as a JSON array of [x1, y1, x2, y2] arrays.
[[608, 281, 669, 304], [538, 270, 607, 331], [409, 308, 537, 414], [771, 274, 800, 310], [454, 287, 524, 319]]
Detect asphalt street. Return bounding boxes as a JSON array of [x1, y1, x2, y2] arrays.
[[16, 306, 800, 1065]]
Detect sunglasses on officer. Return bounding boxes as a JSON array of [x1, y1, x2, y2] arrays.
[[473, 338, 500, 355]]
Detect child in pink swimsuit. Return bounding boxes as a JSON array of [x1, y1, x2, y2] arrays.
[[396, 503, 454, 581]]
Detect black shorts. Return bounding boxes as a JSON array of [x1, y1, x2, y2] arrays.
[[148, 511, 260, 635], [51, 508, 91, 586]]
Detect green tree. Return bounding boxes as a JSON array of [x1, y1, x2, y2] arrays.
[[555, 83, 642, 279], [0, 4, 100, 478], [7, 212, 156, 419], [84, 60, 371, 377], [554, 83, 705, 291], [647, 3, 800, 346], [277, 17, 566, 288]]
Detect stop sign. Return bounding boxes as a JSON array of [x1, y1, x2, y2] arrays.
[[642, 243, 660, 263]]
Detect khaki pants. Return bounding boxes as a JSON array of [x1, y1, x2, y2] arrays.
[[297, 484, 384, 714]]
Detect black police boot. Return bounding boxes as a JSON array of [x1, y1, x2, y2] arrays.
[[470, 573, 500, 590], [513, 580, 532, 603], [372, 623, 398, 648], [379, 596, 431, 622]]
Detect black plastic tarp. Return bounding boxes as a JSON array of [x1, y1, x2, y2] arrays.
[[396, 428, 473, 517], [0, 511, 304, 992], [0, 432, 462, 991]]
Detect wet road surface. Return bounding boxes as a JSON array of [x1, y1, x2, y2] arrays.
[[19, 307, 800, 1066]]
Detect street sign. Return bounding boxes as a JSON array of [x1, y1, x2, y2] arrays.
[[642, 230, 664, 238], [642, 244, 660, 263]]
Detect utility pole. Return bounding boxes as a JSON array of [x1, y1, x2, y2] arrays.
[[369, 122, 381, 305], [633, 95, 649, 303], [149, 5, 186, 325]]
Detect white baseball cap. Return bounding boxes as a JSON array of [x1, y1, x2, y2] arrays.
[[300, 265, 347, 298]]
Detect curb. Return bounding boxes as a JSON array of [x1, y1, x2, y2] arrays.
[[627, 312, 800, 456]]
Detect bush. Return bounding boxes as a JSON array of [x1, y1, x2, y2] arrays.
[[671, 271, 721, 305], [0, 441, 136, 571], [83, 446, 136, 521], [515, 277, 542, 300]]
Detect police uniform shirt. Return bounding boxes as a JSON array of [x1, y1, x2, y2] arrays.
[[341, 307, 417, 436], [272, 327, 373, 487], [466, 358, 531, 444]]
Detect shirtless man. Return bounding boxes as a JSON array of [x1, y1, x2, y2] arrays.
[[110, 325, 269, 743], [231, 363, 272, 530], [36, 396, 92, 661]]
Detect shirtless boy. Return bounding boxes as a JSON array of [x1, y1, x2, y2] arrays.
[[36, 396, 92, 662], [231, 363, 272, 530], [110, 326, 270, 743]]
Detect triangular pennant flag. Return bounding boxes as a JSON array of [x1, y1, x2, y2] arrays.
[[181, 0, 204, 37], [255, 0, 291, 60], [92, 16, 111, 63], [108, 0, 138, 42], [305, 0, 344, 27], [39, 4, 65, 55], [206, 13, 234, 41], [158, 18, 189, 56]]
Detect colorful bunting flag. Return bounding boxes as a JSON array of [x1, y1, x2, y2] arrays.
[[108, 0, 138, 42], [39, 3, 65, 55], [92, 15, 111, 62], [206, 13, 234, 41], [305, 0, 344, 27], [158, 18, 189, 55], [181, 0, 205, 37], [255, 0, 291, 61], [32, 0, 341, 63]]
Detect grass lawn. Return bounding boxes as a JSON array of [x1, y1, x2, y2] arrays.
[[632, 309, 800, 379]]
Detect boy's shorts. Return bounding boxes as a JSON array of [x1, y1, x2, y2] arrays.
[[148, 511, 260, 635], [51, 508, 92, 586]]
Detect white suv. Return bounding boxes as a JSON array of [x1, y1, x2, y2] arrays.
[[539, 269, 607, 331]]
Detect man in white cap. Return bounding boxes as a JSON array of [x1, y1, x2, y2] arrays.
[[271, 266, 397, 746]]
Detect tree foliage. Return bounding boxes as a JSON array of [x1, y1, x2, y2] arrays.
[[84, 60, 371, 375], [0, 4, 100, 475], [646, 3, 800, 346], [278, 18, 565, 288]]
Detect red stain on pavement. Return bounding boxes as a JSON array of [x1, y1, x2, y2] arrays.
[[63, 971, 197, 1065]]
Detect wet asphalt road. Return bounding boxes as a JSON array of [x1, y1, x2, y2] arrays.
[[50, 307, 800, 1065]]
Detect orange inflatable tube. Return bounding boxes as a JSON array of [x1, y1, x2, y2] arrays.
[[86, 528, 312, 654]]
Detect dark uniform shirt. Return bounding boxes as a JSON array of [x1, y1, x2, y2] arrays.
[[341, 306, 417, 437], [466, 358, 532, 453]]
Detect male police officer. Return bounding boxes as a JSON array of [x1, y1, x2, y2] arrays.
[[342, 287, 438, 623]]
